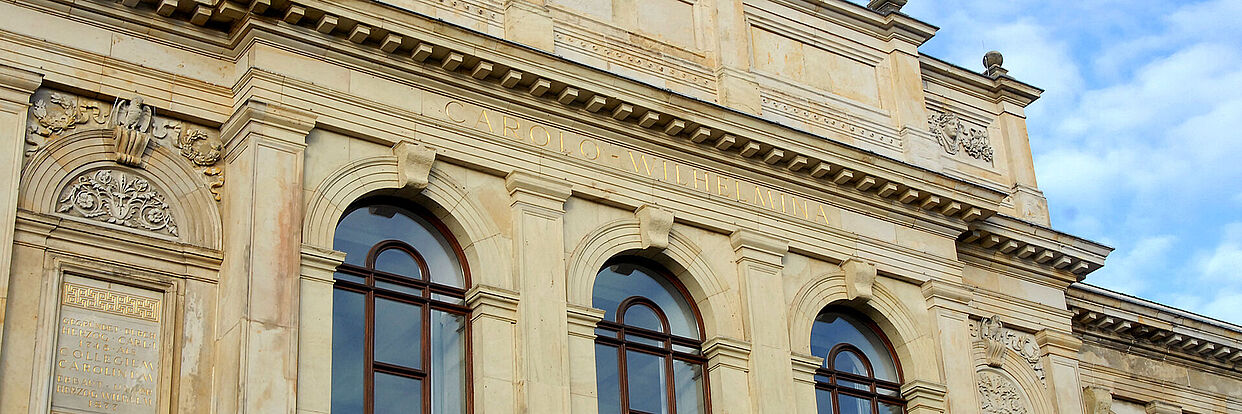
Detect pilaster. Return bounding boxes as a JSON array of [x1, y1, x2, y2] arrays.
[[1035, 328, 1086, 414], [790, 353, 822, 414], [920, 279, 980, 412], [505, 171, 573, 413], [503, 0, 555, 52], [567, 304, 606, 414], [0, 64, 41, 366], [703, 336, 752, 414], [730, 230, 795, 413], [466, 284, 521, 413], [214, 99, 315, 414], [996, 105, 1050, 225], [900, 380, 949, 414], [296, 245, 345, 414], [711, 0, 762, 114]]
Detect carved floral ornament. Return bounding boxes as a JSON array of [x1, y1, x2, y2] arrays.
[[57, 169, 179, 237], [977, 370, 1030, 414], [970, 315, 1046, 385], [927, 111, 995, 163]]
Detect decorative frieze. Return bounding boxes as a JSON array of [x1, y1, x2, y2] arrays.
[[970, 315, 1046, 384], [977, 370, 1029, 414], [928, 111, 994, 163], [553, 27, 716, 98], [56, 170, 179, 237], [760, 92, 901, 152]]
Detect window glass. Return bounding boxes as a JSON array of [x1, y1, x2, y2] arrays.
[[373, 298, 422, 368], [595, 343, 622, 414], [374, 373, 422, 414], [374, 248, 422, 279], [331, 289, 366, 414], [672, 360, 705, 414], [335, 205, 463, 287], [812, 308, 905, 414], [834, 350, 868, 377], [623, 303, 665, 332], [812, 312, 897, 381], [626, 350, 668, 414], [430, 310, 466, 414], [593, 262, 698, 339], [838, 394, 871, 414]]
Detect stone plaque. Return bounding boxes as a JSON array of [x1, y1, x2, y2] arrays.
[[51, 275, 162, 414]]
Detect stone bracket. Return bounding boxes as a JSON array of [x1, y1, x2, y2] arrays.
[[842, 258, 877, 302], [393, 140, 436, 192], [635, 204, 673, 250]]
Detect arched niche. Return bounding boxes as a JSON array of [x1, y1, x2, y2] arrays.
[[301, 155, 508, 288], [564, 218, 741, 340], [972, 341, 1055, 414], [18, 129, 222, 249]]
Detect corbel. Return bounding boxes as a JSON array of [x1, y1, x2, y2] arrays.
[[393, 140, 436, 192], [842, 258, 877, 302], [635, 204, 674, 251]]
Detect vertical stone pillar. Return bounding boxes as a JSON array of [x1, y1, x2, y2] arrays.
[[1083, 385, 1112, 414], [710, 0, 762, 114], [790, 353, 822, 413], [900, 380, 949, 414], [0, 65, 41, 362], [503, 0, 554, 51], [296, 246, 345, 414], [730, 230, 795, 412], [997, 104, 1050, 225], [214, 100, 315, 414], [920, 280, 980, 411], [505, 171, 572, 413], [703, 337, 752, 414], [1035, 329, 1086, 414], [883, 47, 930, 133], [466, 284, 521, 413], [567, 304, 606, 414]]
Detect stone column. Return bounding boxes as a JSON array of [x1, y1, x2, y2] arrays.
[[503, 0, 555, 51], [214, 100, 315, 414], [730, 230, 796, 412], [710, 0, 762, 114], [1035, 329, 1086, 414], [703, 337, 752, 414], [466, 284, 521, 413], [505, 171, 573, 413], [567, 304, 606, 414], [0, 65, 40, 363], [900, 380, 949, 414], [996, 104, 1050, 225], [790, 353, 822, 413], [296, 246, 345, 414], [920, 280, 980, 412]]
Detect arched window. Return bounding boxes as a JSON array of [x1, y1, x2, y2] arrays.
[[593, 258, 708, 414], [331, 202, 470, 414], [811, 308, 904, 414]]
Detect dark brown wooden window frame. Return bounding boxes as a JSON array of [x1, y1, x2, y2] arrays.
[[333, 201, 473, 414], [813, 309, 906, 414], [594, 257, 712, 414]]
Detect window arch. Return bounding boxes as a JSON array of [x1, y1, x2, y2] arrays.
[[593, 257, 709, 414], [331, 201, 470, 414], [811, 308, 904, 414]]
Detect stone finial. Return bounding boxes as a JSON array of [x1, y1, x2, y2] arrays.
[[393, 141, 436, 191], [984, 51, 1009, 78], [867, 0, 907, 14], [1082, 386, 1112, 414], [842, 259, 877, 302], [636, 204, 674, 250]]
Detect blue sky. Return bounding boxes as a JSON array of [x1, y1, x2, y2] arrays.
[[887, 0, 1242, 324]]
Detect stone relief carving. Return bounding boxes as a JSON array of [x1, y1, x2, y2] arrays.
[[927, 111, 994, 163], [978, 370, 1029, 414], [760, 93, 901, 152], [25, 92, 108, 157], [57, 170, 178, 237], [110, 94, 156, 166], [970, 316, 1046, 384], [177, 128, 223, 166]]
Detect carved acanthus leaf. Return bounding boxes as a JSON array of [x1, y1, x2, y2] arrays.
[[56, 170, 178, 237]]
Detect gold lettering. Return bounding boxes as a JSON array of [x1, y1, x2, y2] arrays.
[[502, 115, 521, 140], [529, 124, 551, 146], [475, 109, 495, 133], [692, 169, 709, 192], [753, 187, 775, 209], [445, 101, 467, 123], [557, 131, 567, 153], [675, 164, 687, 186], [629, 151, 656, 177], [716, 175, 731, 197], [579, 139, 600, 160], [735, 180, 749, 203], [816, 204, 832, 225]]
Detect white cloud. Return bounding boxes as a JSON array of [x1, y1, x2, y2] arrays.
[[1197, 223, 1242, 282], [1085, 235, 1176, 295]]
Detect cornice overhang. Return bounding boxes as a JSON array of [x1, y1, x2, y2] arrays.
[[957, 214, 1112, 283], [767, 0, 938, 46], [919, 54, 1044, 108], [1068, 284, 1242, 372]]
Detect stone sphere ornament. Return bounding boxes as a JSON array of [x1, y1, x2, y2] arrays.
[[984, 51, 1004, 70]]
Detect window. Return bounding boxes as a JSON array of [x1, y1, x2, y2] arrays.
[[331, 202, 470, 414], [593, 258, 708, 414], [811, 308, 904, 414]]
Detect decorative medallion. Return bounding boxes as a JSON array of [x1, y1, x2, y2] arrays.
[[25, 92, 108, 157], [927, 111, 994, 163], [177, 128, 223, 166], [978, 370, 1029, 414], [57, 170, 178, 237]]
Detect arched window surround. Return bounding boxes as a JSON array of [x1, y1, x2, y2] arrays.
[[331, 198, 474, 414], [812, 307, 906, 414], [593, 256, 711, 414]]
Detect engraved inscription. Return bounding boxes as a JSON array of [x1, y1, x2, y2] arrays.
[[52, 276, 162, 414]]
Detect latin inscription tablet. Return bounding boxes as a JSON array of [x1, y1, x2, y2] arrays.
[[51, 275, 162, 414]]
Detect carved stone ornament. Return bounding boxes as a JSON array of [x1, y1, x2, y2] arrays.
[[57, 170, 178, 237], [25, 92, 108, 157], [842, 259, 877, 302], [110, 95, 156, 166], [636, 204, 674, 250], [970, 316, 1046, 384], [177, 128, 223, 166], [978, 370, 1029, 414], [927, 111, 994, 163]]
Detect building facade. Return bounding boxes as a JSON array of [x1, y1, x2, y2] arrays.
[[0, 0, 1238, 413]]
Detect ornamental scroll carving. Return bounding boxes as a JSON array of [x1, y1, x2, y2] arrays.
[[25, 92, 109, 157], [56, 170, 178, 237], [978, 370, 1029, 414], [927, 111, 994, 163], [970, 316, 1046, 385]]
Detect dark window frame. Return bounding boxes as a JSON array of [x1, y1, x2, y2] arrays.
[[813, 308, 906, 414], [593, 256, 712, 414], [333, 200, 473, 414]]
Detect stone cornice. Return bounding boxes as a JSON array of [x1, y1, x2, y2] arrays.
[[957, 214, 1113, 281], [919, 54, 1044, 108], [1068, 284, 1242, 372], [14, 210, 223, 278], [766, 0, 939, 47]]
